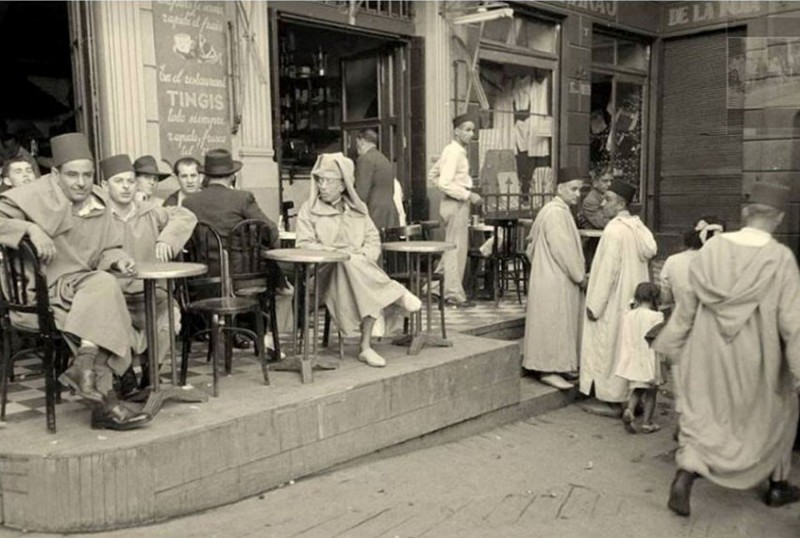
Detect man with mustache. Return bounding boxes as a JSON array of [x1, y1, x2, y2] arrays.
[[0, 133, 149, 430]]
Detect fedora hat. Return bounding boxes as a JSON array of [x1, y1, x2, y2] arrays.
[[133, 155, 171, 180], [200, 148, 242, 178]]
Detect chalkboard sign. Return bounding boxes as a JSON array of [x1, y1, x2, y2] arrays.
[[153, 0, 231, 165]]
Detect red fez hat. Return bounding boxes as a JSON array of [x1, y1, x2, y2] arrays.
[[51, 133, 93, 167], [557, 166, 589, 184], [745, 182, 790, 211], [608, 179, 637, 204], [99, 154, 134, 182]]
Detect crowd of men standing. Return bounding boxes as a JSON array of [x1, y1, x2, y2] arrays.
[[523, 163, 800, 517]]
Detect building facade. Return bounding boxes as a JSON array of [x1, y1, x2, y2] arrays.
[[5, 1, 800, 250]]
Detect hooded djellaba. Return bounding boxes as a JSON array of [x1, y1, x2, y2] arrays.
[[654, 182, 800, 508], [295, 152, 421, 368]]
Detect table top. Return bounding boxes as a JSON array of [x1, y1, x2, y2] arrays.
[[470, 224, 495, 233], [279, 230, 296, 240], [382, 241, 456, 253], [135, 262, 207, 279], [579, 229, 603, 238], [484, 217, 522, 225], [263, 248, 350, 263]]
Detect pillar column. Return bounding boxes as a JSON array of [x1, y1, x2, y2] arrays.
[[92, 1, 148, 159]]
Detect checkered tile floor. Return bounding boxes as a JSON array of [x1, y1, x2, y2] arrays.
[[1, 298, 526, 424]]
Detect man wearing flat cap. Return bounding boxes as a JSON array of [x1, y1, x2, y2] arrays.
[[522, 167, 587, 390], [654, 181, 800, 517], [101, 154, 197, 386], [133, 154, 171, 205], [0, 133, 150, 430], [428, 113, 482, 307], [580, 179, 656, 415]]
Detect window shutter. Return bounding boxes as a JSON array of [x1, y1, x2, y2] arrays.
[[658, 29, 744, 232]]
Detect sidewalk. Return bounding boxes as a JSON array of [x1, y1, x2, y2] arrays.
[[9, 402, 799, 538]]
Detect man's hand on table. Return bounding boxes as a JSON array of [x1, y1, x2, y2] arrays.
[[468, 193, 482, 206], [155, 241, 173, 262], [27, 223, 56, 264], [113, 257, 137, 276]]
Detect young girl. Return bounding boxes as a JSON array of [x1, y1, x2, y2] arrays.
[[615, 282, 665, 434]]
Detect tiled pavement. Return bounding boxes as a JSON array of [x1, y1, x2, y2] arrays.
[[1, 255, 662, 426], [1, 298, 526, 424]]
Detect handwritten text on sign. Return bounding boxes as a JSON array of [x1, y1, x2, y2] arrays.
[[153, 0, 231, 164]]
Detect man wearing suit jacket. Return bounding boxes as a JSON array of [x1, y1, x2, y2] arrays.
[[182, 148, 283, 351], [354, 129, 399, 230], [182, 148, 279, 277]]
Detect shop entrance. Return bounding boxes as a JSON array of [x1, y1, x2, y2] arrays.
[[0, 1, 78, 171], [273, 18, 410, 219]]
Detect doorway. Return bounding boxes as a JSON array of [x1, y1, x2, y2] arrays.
[[0, 1, 77, 172], [273, 18, 410, 221]]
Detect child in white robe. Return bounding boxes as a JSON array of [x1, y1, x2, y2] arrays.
[[615, 282, 665, 434]]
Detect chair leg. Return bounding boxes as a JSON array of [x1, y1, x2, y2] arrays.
[[210, 314, 222, 398], [254, 308, 270, 386], [224, 315, 233, 375], [323, 308, 331, 348], [439, 289, 447, 340], [54, 342, 65, 404], [0, 334, 10, 422], [269, 295, 281, 361], [43, 340, 56, 434], [180, 324, 192, 386]]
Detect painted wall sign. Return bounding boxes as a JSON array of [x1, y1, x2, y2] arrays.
[[663, 1, 764, 32], [153, 0, 231, 165], [560, 1, 619, 19]]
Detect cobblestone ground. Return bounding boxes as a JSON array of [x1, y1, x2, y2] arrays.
[[7, 404, 800, 538]]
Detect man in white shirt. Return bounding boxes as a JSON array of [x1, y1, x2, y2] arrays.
[[431, 113, 482, 307]]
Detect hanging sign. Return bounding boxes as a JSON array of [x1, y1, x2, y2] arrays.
[[152, 0, 231, 164]]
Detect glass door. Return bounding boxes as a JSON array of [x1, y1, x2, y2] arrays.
[[341, 44, 408, 189]]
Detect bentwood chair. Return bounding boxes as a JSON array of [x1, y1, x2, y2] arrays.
[[0, 238, 69, 433], [228, 219, 282, 362], [178, 223, 269, 396]]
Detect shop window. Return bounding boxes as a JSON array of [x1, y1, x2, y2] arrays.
[[483, 17, 557, 55], [590, 31, 649, 198], [451, 13, 558, 218]]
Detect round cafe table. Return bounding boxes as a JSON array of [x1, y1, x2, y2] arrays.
[[134, 262, 208, 413], [382, 241, 455, 355], [262, 248, 349, 384]]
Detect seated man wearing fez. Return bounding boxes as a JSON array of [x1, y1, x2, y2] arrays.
[[100, 154, 197, 387], [182, 148, 283, 349], [163, 156, 202, 207], [296, 153, 422, 368], [133, 154, 171, 205], [0, 133, 150, 430]]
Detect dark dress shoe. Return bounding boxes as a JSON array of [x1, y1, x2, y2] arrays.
[[765, 481, 800, 507], [668, 469, 697, 517], [118, 367, 141, 400], [91, 404, 152, 431], [58, 368, 105, 404], [232, 334, 252, 349]]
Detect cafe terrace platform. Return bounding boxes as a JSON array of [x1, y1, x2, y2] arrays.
[[0, 301, 576, 533]]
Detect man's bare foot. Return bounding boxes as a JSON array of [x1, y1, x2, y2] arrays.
[[641, 423, 661, 434], [622, 408, 638, 434], [580, 400, 623, 418]]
